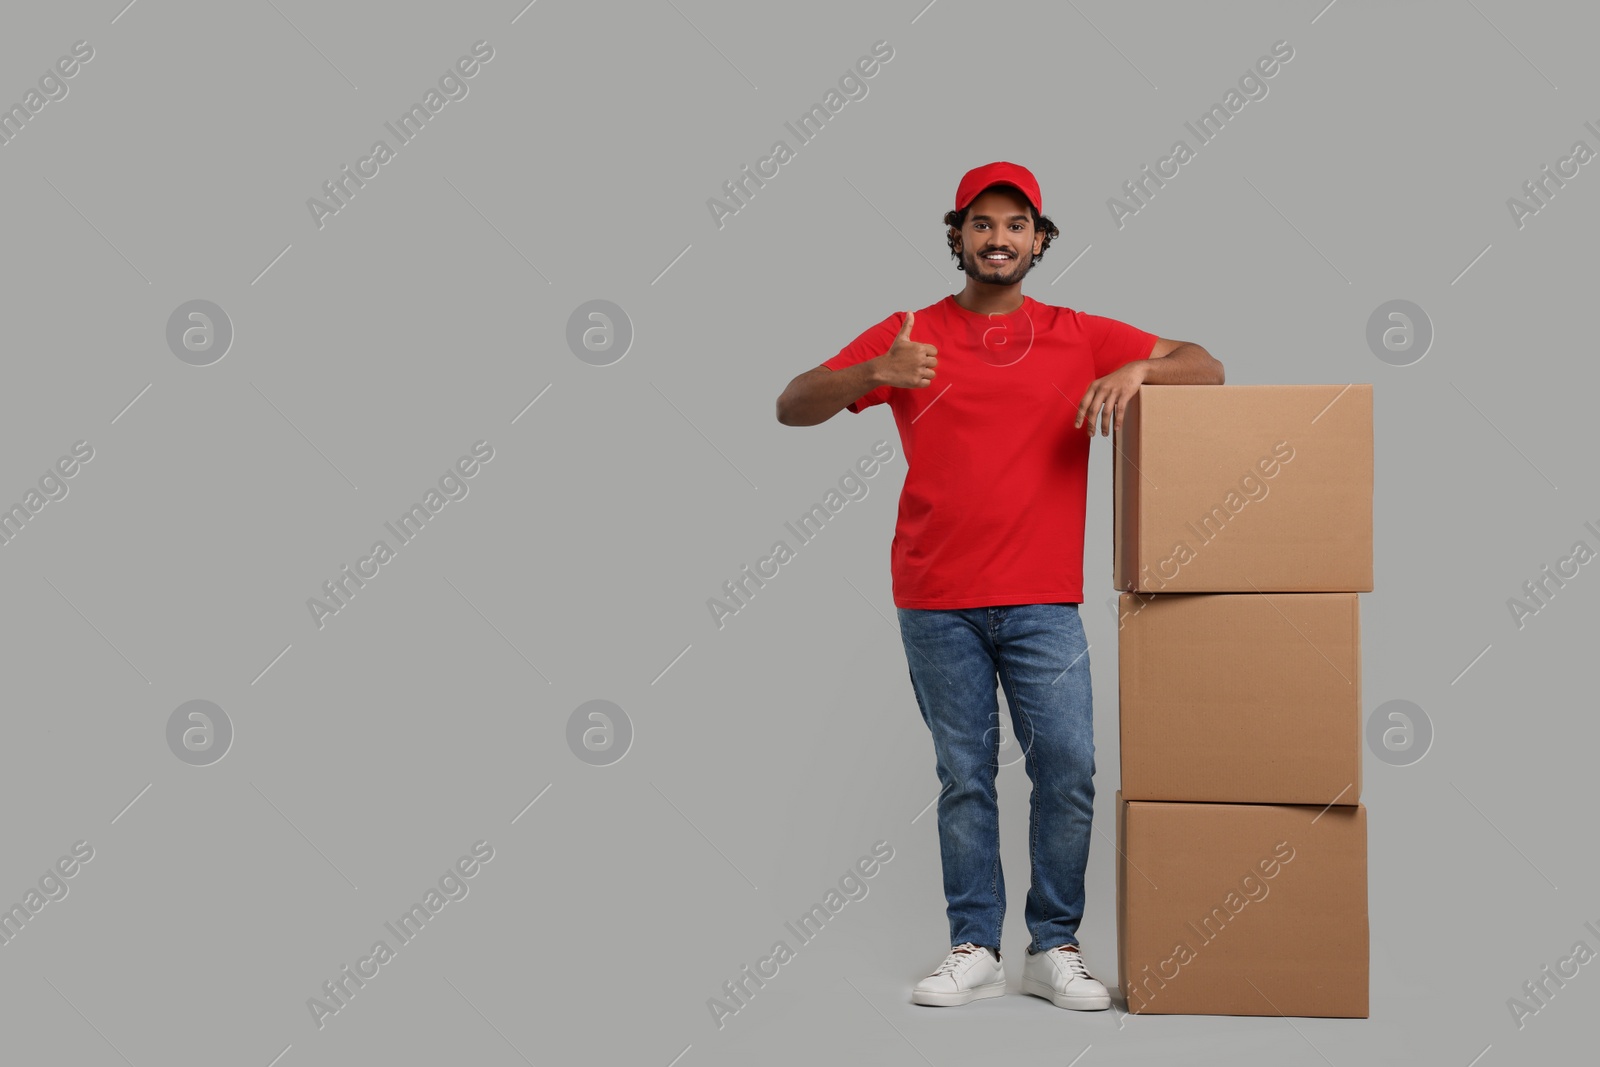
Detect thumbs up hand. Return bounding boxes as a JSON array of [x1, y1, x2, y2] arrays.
[[874, 311, 938, 389]]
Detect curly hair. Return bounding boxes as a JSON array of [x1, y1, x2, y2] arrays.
[[944, 204, 1059, 267]]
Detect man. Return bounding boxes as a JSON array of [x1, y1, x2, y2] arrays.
[[775, 162, 1224, 1010]]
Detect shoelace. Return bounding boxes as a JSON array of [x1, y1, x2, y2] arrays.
[[931, 943, 985, 976], [1052, 946, 1093, 980]]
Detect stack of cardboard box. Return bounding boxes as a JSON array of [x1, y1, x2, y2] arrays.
[[1110, 385, 1373, 1018]]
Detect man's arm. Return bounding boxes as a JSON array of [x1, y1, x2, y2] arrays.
[[1137, 338, 1225, 385], [1076, 338, 1225, 436], [775, 310, 938, 427], [775, 361, 884, 427]]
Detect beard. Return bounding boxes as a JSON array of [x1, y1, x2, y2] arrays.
[[960, 247, 1035, 286]]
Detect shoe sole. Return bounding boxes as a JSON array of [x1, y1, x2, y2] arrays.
[[1020, 976, 1111, 1011], [911, 979, 1007, 1007]]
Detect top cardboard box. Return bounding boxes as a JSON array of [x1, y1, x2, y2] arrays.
[[1114, 385, 1373, 593]]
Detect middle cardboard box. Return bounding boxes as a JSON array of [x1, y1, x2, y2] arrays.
[[1118, 591, 1361, 806]]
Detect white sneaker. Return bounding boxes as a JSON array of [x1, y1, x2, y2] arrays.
[[1020, 944, 1111, 1010], [911, 943, 1006, 1006]]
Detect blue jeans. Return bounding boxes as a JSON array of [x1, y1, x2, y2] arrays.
[[897, 602, 1095, 956]]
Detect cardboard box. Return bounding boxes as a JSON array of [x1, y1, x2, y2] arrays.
[[1115, 794, 1369, 1017], [1118, 592, 1361, 805], [1113, 385, 1373, 593]]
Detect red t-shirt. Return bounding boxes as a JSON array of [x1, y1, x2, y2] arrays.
[[823, 294, 1156, 610]]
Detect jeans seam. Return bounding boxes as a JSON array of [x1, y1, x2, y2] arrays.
[[992, 846, 1002, 945]]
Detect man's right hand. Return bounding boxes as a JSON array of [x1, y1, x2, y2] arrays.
[[873, 311, 938, 389]]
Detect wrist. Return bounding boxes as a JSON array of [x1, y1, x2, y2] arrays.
[[862, 355, 888, 389]]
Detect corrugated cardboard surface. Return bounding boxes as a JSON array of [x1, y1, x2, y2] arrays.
[[1113, 385, 1373, 593], [1116, 797, 1369, 1017], [1118, 592, 1362, 805]]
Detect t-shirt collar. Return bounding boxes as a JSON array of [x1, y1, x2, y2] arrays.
[[943, 293, 1033, 321]]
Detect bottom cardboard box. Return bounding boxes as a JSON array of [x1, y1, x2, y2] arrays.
[[1116, 794, 1369, 1017]]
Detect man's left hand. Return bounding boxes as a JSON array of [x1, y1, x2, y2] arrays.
[[1075, 362, 1148, 437]]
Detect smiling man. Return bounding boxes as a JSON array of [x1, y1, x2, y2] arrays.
[[775, 162, 1224, 1011]]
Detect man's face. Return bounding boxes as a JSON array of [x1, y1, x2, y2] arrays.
[[954, 186, 1043, 286]]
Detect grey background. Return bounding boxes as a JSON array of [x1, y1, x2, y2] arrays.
[[0, 1, 1593, 1065]]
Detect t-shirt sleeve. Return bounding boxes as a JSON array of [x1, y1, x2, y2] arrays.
[[1084, 312, 1159, 378], [820, 312, 903, 413]]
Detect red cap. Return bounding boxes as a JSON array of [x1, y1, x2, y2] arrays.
[[955, 161, 1042, 214]]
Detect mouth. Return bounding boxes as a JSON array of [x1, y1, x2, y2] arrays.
[[980, 251, 1015, 265]]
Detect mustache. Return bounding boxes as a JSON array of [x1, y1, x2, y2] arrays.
[[962, 247, 1033, 280]]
